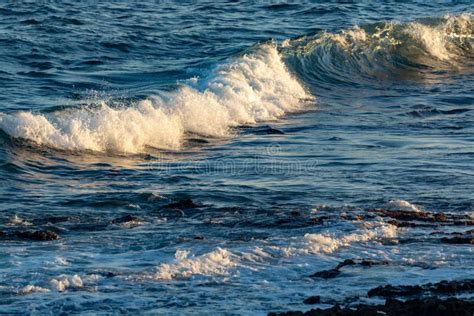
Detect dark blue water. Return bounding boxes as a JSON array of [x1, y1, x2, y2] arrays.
[[0, 1, 473, 314]]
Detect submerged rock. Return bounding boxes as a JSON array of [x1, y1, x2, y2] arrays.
[[87, 271, 117, 278], [440, 230, 474, 244], [163, 198, 198, 209], [371, 209, 432, 221], [368, 284, 423, 297], [371, 209, 474, 228], [433, 213, 447, 221], [452, 220, 474, 226], [310, 259, 389, 279], [334, 259, 356, 269], [34, 215, 72, 225], [359, 260, 389, 267], [270, 297, 474, 316], [310, 269, 341, 279], [303, 296, 321, 305], [112, 215, 141, 224], [368, 279, 474, 297], [441, 236, 474, 244], [13, 230, 59, 241]]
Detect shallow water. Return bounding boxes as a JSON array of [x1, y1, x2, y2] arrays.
[[0, 1, 473, 314]]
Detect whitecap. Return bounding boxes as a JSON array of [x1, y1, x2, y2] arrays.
[[385, 199, 423, 213], [18, 285, 50, 295], [0, 44, 311, 154]]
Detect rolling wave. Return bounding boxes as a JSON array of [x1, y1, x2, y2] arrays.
[[283, 13, 473, 84], [0, 44, 311, 153], [0, 14, 471, 154]]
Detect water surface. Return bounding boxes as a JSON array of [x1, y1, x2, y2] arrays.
[[0, 1, 473, 314]]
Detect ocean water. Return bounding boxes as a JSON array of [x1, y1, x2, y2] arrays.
[[0, 1, 473, 314]]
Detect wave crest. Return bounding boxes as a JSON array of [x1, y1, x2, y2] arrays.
[[0, 44, 311, 153], [284, 13, 473, 84]]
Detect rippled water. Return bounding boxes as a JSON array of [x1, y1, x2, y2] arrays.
[[0, 1, 473, 314]]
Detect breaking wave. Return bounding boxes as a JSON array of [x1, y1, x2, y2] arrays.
[[284, 13, 473, 84], [0, 44, 311, 153], [0, 14, 471, 154]]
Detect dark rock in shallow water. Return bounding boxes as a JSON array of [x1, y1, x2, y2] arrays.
[[306, 217, 324, 225], [368, 284, 423, 297], [13, 230, 59, 241], [441, 236, 474, 244], [440, 230, 473, 244], [371, 209, 431, 221], [112, 215, 141, 224], [433, 213, 447, 221], [311, 259, 390, 279], [359, 260, 389, 267], [335, 259, 356, 269], [431, 229, 474, 236], [290, 210, 302, 216], [386, 220, 432, 228], [371, 209, 474, 227], [383, 298, 474, 316], [88, 271, 117, 278], [452, 220, 474, 226], [34, 215, 72, 225], [368, 279, 474, 297], [270, 297, 474, 316], [369, 209, 471, 223], [310, 269, 341, 279], [104, 272, 117, 278], [68, 222, 109, 232], [275, 218, 292, 225], [303, 296, 321, 305], [163, 198, 198, 209]]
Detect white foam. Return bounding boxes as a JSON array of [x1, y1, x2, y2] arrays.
[[18, 285, 50, 295], [279, 222, 397, 256], [153, 248, 236, 280], [7, 215, 32, 226], [50, 274, 83, 292], [54, 257, 69, 266], [123, 220, 398, 282], [385, 199, 423, 213], [0, 44, 311, 153], [149, 223, 396, 280]]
